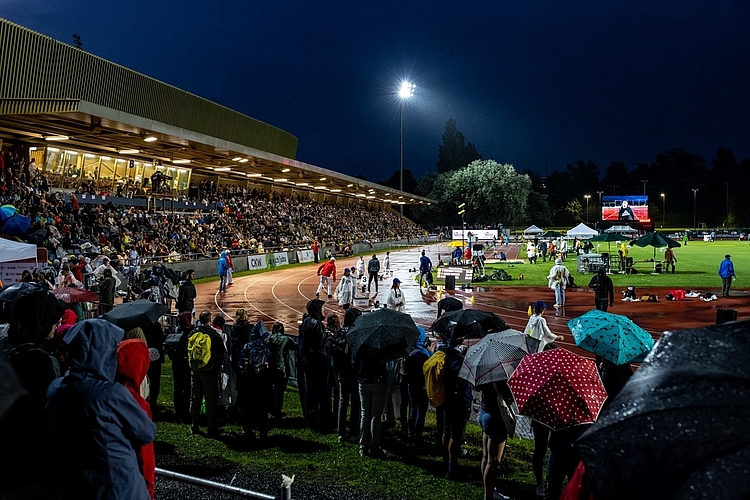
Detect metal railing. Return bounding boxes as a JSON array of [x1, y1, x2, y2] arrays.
[[155, 468, 292, 500]]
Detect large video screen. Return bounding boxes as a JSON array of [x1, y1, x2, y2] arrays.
[[602, 195, 648, 222]]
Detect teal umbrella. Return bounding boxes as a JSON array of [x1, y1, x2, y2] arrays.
[[590, 233, 622, 242], [566, 310, 655, 365], [0, 204, 16, 221]]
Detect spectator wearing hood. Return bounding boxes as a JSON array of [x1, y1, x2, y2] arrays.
[[46, 319, 156, 500], [98, 268, 117, 315], [405, 326, 432, 442], [0, 291, 64, 500], [217, 251, 228, 293], [299, 299, 330, 431], [176, 269, 196, 315], [331, 308, 362, 442], [116, 339, 156, 499], [237, 320, 274, 443], [265, 322, 297, 420]]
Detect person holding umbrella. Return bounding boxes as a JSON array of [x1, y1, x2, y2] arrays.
[[478, 380, 514, 500]]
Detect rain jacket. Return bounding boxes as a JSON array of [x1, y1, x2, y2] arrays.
[[116, 339, 156, 499], [387, 287, 406, 312], [46, 319, 156, 500], [218, 252, 229, 276], [336, 274, 355, 306], [524, 314, 557, 351], [300, 299, 327, 365], [317, 260, 337, 279]]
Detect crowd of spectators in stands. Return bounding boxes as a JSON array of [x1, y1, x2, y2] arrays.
[[0, 152, 426, 268]]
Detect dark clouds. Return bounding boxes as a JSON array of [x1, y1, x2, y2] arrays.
[[6, 0, 750, 180]]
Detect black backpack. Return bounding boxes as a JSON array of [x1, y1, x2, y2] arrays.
[[239, 338, 271, 375], [330, 326, 352, 373]]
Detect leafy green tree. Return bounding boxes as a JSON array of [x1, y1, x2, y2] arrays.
[[427, 159, 531, 226], [377, 168, 418, 193], [436, 119, 481, 173], [524, 191, 554, 226]]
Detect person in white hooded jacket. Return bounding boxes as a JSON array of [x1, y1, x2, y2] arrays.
[[386, 278, 406, 312], [524, 301, 564, 352], [336, 268, 355, 310]]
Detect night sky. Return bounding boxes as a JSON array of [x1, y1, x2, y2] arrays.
[[5, 1, 750, 182]]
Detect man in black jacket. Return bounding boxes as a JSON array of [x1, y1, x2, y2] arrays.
[[299, 299, 329, 431], [176, 269, 196, 316], [367, 254, 380, 294], [588, 267, 614, 312], [188, 310, 226, 437]]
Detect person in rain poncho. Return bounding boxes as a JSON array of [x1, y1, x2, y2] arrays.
[[387, 278, 406, 312], [46, 319, 156, 500], [524, 301, 564, 352], [336, 268, 355, 310], [547, 258, 570, 309]]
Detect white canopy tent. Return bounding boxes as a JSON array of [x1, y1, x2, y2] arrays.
[[523, 225, 544, 235], [0, 237, 37, 264], [567, 223, 598, 238]]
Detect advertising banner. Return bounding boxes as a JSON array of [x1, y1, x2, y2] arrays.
[[0, 262, 37, 284], [272, 252, 290, 267], [297, 249, 315, 263], [247, 254, 267, 271], [437, 267, 473, 281], [451, 229, 498, 240]]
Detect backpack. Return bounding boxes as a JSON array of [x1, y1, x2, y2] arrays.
[[187, 329, 213, 372], [423, 349, 447, 407], [239, 338, 271, 375], [330, 327, 351, 373]]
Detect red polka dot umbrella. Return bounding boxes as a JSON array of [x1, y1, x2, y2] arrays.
[[507, 347, 607, 430]]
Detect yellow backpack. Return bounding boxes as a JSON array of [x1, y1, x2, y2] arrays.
[[188, 330, 214, 372], [423, 350, 447, 407]]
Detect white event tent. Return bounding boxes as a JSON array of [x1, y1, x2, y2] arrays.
[[567, 223, 598, 239]]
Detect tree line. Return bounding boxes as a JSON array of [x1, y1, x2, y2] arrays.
[[376, 119, 750, 229]]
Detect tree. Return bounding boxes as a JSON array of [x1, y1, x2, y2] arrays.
[[436, 119, 481, 173], [426, 159, 531, 226], [377, 169, 418, 193]]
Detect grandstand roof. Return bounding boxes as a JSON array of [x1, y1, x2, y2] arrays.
[[0, 19, 434, 206]]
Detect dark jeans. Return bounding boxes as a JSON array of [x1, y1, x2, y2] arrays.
[[303, 362, 330, 429], [337, 375, 361, 436], [172, 359, 191, 420], [407, 384, 428, 439], [238, 373, 273, 437], [532, 420, 551, 486], [191, 371, 220, 432], [148, 360, 162, 416], [722, 277, 732, 297], [665, 261, 675, 273], [368, 272, 379, 293], [271, 370, 288, 417], [594, 297, 609, 312]]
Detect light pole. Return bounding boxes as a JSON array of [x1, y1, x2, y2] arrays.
[[398, 81, 415, 215], [692, 189, 698, 229], [584, 195, 591, 223], [610, 185, 618, 196], [640, 179, 649, 195], [458, 203, 466, 250], [660, 193, 665, 228]]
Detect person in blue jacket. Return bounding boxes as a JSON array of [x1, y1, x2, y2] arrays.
[[718, 254, 736, 297], [46, 319, 157, 500], [218, 251, 229, 293]]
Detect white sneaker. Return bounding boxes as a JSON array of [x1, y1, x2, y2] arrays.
[[493, 490, 511, 500], [553, 303, 560, 309]]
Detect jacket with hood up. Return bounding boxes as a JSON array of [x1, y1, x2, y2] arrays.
[[299, 299, 327, 365], [217, 251, 229, 276], [46, 319, 156, 500], [116, 339, 156, 499]]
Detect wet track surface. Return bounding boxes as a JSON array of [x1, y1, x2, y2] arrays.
[[194, 243, 749, 357]]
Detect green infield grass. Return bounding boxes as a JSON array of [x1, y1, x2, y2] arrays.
[[155, 362, 540, 499]]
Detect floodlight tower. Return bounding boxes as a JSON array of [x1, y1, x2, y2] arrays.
[[398, 81, 415, 215]]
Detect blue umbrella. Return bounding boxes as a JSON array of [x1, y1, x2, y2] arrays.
[[0, 204, 16, 221], [566, 309, 655, 364], [1, 214, 31, 237]]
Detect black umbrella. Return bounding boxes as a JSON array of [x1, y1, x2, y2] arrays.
[[437, 296, 463, 318], [575, 321, 750, 499], [0, 282, 47, 302], [102, 299, 167, 331], [26, 228, 48, 245], [345, 308, 420, 363], [431, 308, 507, 343]]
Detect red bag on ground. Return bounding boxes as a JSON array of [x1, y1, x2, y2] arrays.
[[667, 289, 686, 301]]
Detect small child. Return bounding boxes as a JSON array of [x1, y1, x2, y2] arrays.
[[523, 301, 564, 351]]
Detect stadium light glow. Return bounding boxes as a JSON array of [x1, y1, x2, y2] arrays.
[[143, 136, 158, 142]]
